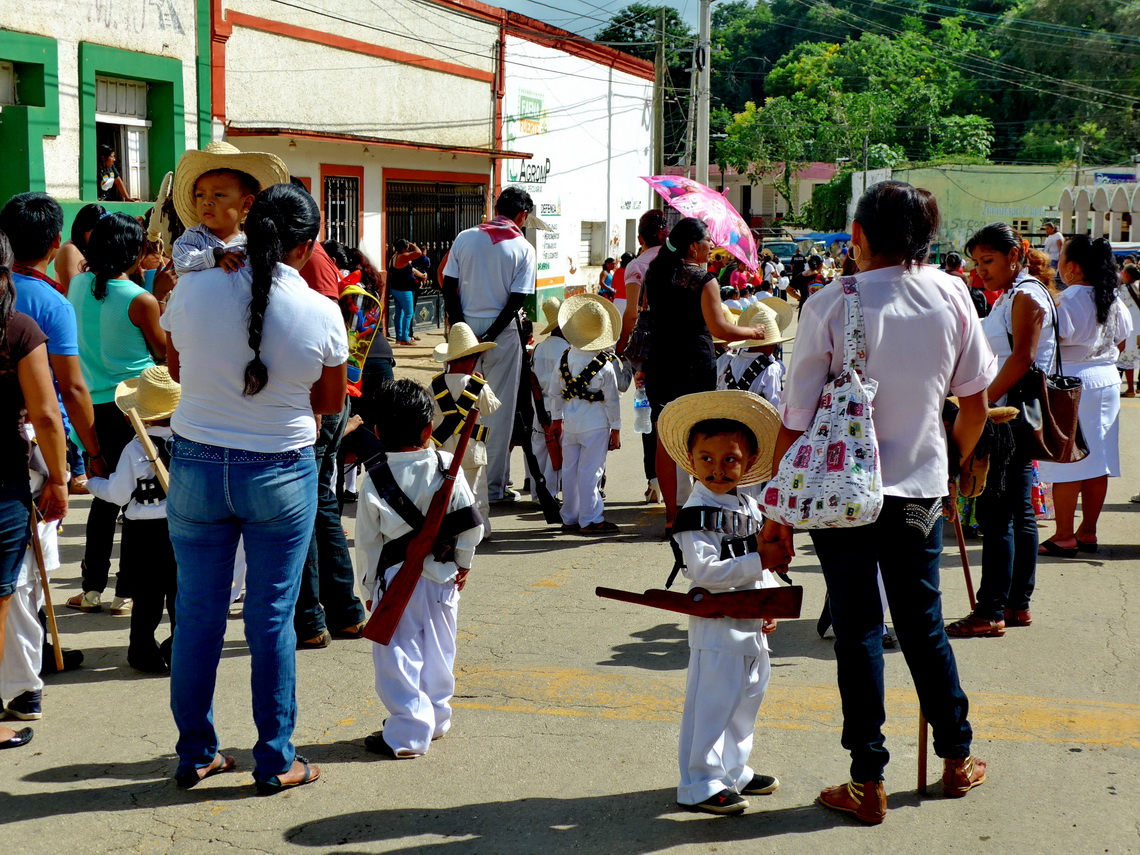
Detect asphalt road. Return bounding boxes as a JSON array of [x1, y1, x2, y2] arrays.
[[2, 329, 1137, 855]]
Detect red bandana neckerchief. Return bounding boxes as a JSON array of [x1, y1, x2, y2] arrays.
[[13, 263, 64, 295], [477, 215, 524, 245]]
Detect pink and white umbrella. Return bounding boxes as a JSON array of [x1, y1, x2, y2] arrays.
[[642, 175, 758, 270]]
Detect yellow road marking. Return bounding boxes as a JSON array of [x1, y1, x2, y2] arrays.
[[453, 666, 1140, 747]]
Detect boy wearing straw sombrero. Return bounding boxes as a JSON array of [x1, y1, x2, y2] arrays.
[[84, 366, 181, 673], [718, 302, 795, 409], [431, 324, 502, 531], [530, 296, 570, 493], [170, 141, 289, 275], [549, 294, 623, 535], [658, 390, 790, 815]]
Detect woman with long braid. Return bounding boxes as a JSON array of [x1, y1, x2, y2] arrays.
[[161, 183, 348, 794]]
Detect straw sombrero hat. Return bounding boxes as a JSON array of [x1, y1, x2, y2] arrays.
[[712, 305, 741, 346], [658, 390, 781, 487], [433, 322, 496, 363], [114, 365, 181, 421], [173, 141, 290, 227], [558, 293, 621, 352], [729, 303, 795, 349], [758, 296, 794, 332], [146, 171, 174, 250], [539, 296, 563, 335]]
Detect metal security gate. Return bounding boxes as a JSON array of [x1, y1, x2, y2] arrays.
[[385, 180, 487, 330], [324, 175, 360, 246]]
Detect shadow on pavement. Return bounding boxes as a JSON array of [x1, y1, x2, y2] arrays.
[[281, 789, 857, 853], [597, 622, 688, 671]]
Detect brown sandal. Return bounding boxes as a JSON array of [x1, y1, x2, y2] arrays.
[[580, 521, 619, 535], [946, 612, 1005, 638]]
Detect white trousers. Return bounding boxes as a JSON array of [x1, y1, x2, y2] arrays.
[[0, 522, 54, 701], [467, 317, 522, 500], [677, 648, 771, 805], [464, 463, 491, 535], [560, 428, 608, 527], [230, 536, 247, 604], [530, 413, 559, 495], [372, 573, 459, 757]]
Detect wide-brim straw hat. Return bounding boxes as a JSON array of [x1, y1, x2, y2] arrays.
[[758, 296, 794, 332], [433, 322, 496, 363], [712, 305, 741, 345], [173, 141, 290, 227], [146, 171, 174, 247], [658, 390, 781, 487], [558, 293, 621, 352], [539, 296, 563, 335], [114, 365, 181, 421], [730, 303, 795, 349]]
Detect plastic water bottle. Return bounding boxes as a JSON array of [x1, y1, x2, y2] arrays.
[[633, 387, 652, 434]]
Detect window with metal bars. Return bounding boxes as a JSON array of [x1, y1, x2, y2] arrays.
[[384, 181, 487, 291], [324, 175, 360, 246]]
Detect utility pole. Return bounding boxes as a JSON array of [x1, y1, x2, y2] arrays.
[[683, 46, 696, 172], [1075, 138, 1085, 187], [695, 0, 712, 185], [653, 8, 665, 177]]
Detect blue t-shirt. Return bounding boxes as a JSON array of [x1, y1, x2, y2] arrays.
[[13, 270, 79, 432]]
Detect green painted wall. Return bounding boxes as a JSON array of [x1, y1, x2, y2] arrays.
[[892, 165, 1071, 251], [196, 0, 211, 146], [0, 31, 60, 203], [78, 42, 185, 202]]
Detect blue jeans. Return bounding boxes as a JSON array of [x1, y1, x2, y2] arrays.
[[810, 496, 973, 782], [166, 437, 317, 781], [975, 457, 1037, 619], [295, 402, 364, 639], [0, 481, 32, 597], [392, 290, 415, 341]]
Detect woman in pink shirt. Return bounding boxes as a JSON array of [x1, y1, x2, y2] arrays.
[[764, 181, 996, 823]]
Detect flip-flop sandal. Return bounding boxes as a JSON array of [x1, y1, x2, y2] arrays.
[[174, 752, 236, 789], [580, 521, 619, 535], [1037, 540, 1078, 558], [255, 755, 320, 796], [1076, 540, 1098, 553]]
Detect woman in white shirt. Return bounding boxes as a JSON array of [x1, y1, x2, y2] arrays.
[[1037, 236, 1133, 555], [764, 181, 994, 823], [1117, 264, 1140, 397], [162, 183, 348, 795], [950, 224, 1057, 639]]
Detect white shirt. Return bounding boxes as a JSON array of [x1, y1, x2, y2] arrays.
[[355, 448, 483, 594], [1044, 232, 1063, 264], [171, 223, 248, 275], [1055, 285, 1133, 375], [982, 272, 1059, 405], [716, 350, 784, 408], [85, 426, 173, 520], [782, 265, 996, 498], [624, 245, 660, 298], [161, 263, 348, 452], [442, 220, 536, 319], [431, 372, 502, 467], [532, 334, 571, 418], [547, 344, 622, 433], [678, 482, 777, 657]]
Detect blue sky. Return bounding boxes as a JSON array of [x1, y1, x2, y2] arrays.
[[491, 0, 699, 38]]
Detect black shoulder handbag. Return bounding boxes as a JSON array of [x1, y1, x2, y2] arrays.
[[1005, 281, 1088, 464], [624, 273, 652, 368]]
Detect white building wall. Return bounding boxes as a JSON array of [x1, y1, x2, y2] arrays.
[[502, 35, 653, 292], [3, 0, 199, 199]]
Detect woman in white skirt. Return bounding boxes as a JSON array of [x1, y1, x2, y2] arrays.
[[1037, 236, 1134, 556], [1116, 263, 1140, 398]]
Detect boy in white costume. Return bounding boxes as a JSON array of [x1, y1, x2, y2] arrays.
[[356, 379, 484, 759], [530, 297, 570, 494], [549, 294, 623, 535], [717, 300, 795, 409], [658, 390, 790, 815], [430, 323, 501, 532]]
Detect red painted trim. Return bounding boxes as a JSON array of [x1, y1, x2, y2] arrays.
[[226, 126, 531, 160], [227, 10, 495, 84], [318, 163, 365, 243], [210, 0, 231, 123], [494, 19, 505, 200], [295, 176, 312, 193], [384, 168, 487, 185]]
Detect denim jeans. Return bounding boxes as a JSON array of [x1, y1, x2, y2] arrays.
[[975, 457, 1037, 620], [166, 437, 317, 781], [810, 496, 973, 782], [0, 481, 32, 597], [295, 402, 364, 639], [391, 290, 415, 341]]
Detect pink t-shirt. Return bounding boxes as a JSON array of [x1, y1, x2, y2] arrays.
[[781, 264, 996, 498]]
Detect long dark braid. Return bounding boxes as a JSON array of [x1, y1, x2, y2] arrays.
[[0, 230, 15, 356], [646, 216, 708, 289], [242, 183, 320, 396], [85, 213, 144, 300], [1063, 234, 1118, 325]]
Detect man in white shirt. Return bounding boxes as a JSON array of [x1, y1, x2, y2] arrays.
[[442, 187, 537, 502]]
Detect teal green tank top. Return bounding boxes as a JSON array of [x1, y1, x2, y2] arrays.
[[68, 272, 155, 404]]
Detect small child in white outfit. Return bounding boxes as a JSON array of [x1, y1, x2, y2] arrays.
[[356, 379, 484, 758]]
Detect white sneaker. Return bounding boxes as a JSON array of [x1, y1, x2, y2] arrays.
[[1131, 493, 1140, 504], [110, 596, 133, 616]]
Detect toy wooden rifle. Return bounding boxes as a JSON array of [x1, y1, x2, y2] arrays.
[[596, 585, 803, 620], [28, 504, 64, 672], [363, 407, 479, 645], [529, 369, 561, 471], [127, 407, 169, 494]]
